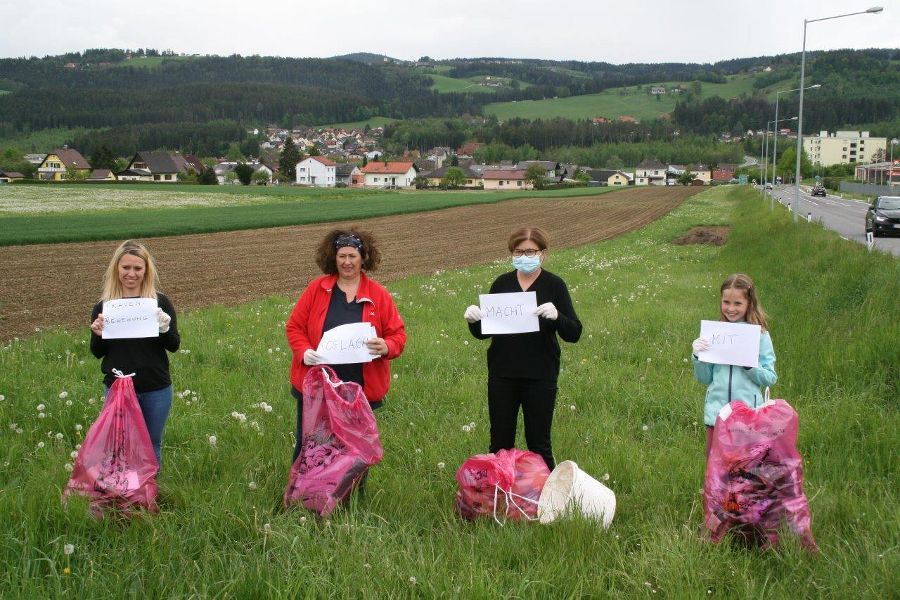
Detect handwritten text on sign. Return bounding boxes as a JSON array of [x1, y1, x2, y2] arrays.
[[317, 322, 377, 365], [479, 291, 539, 335], [697, 320, 761, 368], [102, 298, 159, 339]]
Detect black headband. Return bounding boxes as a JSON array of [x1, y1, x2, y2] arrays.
[[334, 234, 364, 253]]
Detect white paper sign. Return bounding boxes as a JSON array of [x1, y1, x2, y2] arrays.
[[697, 320, 761, 368], [479, 291, 539, 335], [317, 322, 377, 365], [102, 298, 159, 339]]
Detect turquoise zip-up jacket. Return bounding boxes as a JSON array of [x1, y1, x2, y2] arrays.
[[692, 329, 777, 426]]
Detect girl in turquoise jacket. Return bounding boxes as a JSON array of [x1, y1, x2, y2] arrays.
[[691, 273, 777, 456]]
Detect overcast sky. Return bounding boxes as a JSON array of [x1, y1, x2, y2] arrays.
[[1, 0, 897, 64]]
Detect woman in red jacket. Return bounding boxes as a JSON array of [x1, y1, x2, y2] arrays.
[[286, 228, 406, 461]]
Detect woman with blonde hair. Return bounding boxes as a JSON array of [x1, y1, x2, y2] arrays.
[[89, 240, 180, 467]]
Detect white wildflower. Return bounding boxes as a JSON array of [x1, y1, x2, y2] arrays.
[[63, 544, 75, 555], [208, 435, 217, 446], [36, 404, 45, 411], [437, 462, 445, 469], [37, 441, 45, 448], [248, 481, 257, 490], [75, 424, 83, 431], [642, 424, 649, 431], [64, 463, 73, 472], [59, 391, 68, 399], [38, 412, 46, 419], [55, 432, 63, 440]]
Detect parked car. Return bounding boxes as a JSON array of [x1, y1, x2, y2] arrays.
[[811, 185, 826, 197], [865, 195, 900, 237]]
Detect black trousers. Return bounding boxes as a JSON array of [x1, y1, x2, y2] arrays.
[[488, 377, 558, 471]]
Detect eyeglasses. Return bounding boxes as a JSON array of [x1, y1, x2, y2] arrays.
[[512, 249, 543, 257]]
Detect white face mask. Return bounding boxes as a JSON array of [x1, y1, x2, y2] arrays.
[[512, 254, 541, 274]]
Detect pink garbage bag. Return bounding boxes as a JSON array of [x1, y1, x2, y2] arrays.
[[283, 366, 384, 516], [63, 372, 159, 516], [704, 399, 817, 550], [455, 449, 550, 522]]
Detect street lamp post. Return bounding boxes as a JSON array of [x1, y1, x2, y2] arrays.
[[793, 6, 883, 221], [773, 84, 820, 210], [891, 138, 898, 188], [767, 116, 798, 209]]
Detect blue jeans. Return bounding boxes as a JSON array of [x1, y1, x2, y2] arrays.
[[105, 384, 173, 468]]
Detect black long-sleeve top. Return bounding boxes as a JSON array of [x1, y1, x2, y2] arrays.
[[468, 270, 582, 382], [90, 293, 180, 392]]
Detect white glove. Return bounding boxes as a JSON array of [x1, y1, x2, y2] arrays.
[[464, 305, 483, 324], [303, 349, 325, 366], [157, 308, 171, 334], [692, 337, 711, 355], [534, 302, 558, 320]]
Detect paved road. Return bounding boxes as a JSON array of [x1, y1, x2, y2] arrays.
[[760, 185, 900, 257]]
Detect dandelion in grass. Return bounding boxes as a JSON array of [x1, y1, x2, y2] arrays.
[[248, 481, 257, 490], [63, 567, 71, 576], [437, 462, 445, 469], [65, 400, 72, 406], [409, 577, 417, 585], [415, 448, 422, 454], [38, 412, 46, 419], [208, 435, 217, 447], [300, 516, 307, 524], [263, 523, 272, 534], [462, 425, 471, 433], [55, 432, 63, 440], [75, 424, 83, 431], [569, 404, 576, 411], [63, 543, 74, 555], [603, 473, 610, 481], [59, 391, 68, 399], [37, 403, 45, 411], [64, 463, 72, 471], [393, 374, 398, 380], [70, 451, 78, 458], [88, 398, 96, 405], [642, 424, 649, 431], [0, 395, 5, 401]]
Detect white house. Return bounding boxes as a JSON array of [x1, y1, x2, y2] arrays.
[[635, 158, 667, 186], [296, 156, 336, 187], [360, 161, 417, 188]]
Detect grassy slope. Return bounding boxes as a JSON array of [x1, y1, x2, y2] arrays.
[[0, 186, 896, 597], [484, 74, 761, 122], [0, 185, 613, 246]]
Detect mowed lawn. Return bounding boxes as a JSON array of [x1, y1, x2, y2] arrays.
[[0, 186, 896, 597], [485, 73, 761, 121]]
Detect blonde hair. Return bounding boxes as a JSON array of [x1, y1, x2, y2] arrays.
[[100, 240, 160, 301], [720, 273, 769, 331]]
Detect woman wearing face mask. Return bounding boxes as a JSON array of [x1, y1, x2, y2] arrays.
[[463, 226, 582, 470]]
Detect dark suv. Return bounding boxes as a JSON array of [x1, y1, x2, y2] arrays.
[[865, 195, 900, 237], [811, 185, 826, 197]]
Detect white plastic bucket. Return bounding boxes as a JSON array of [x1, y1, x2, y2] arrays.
[[537, 460, 616, 528]]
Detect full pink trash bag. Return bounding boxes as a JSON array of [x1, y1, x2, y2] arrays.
[[455, 449, 550, 522], [63, 372, 159, 516], [704, 399, 817, 550], [283, 366, 384, 516]]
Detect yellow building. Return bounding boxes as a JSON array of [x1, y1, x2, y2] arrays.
[[36, 147, 92, 181], [803, 131, 887, 166]]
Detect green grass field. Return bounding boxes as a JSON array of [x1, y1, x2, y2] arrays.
[[485, 74, 762, 122], [0, 186, 896, 597], [0, 184, 611, 246], [110, 55, 199, 69], [426, 73, 523, 94]]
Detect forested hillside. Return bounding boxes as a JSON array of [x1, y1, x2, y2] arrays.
[[0, 48, 897, 157]]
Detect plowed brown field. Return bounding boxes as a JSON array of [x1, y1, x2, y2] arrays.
[[0, 187, 701, 340]]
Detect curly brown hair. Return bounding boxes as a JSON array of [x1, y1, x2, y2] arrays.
[[314, 228, 382, 274]]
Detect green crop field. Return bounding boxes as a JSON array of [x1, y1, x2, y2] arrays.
[[110, 55, 199, 69], [0, 184, 611, 245], [323, 116, 399, 130], [485, 74, 762, 122], [0, 186, 896, 597], [0, 127, 101, 154]]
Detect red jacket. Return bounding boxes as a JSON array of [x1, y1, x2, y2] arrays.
[[286, 272, 406, 402]]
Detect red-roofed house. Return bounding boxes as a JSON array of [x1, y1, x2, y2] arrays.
[[36, 147, 92, 181], [360, 161, 417, 189], [482, 169, 532, 190], [296, 155, 336, 187]]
